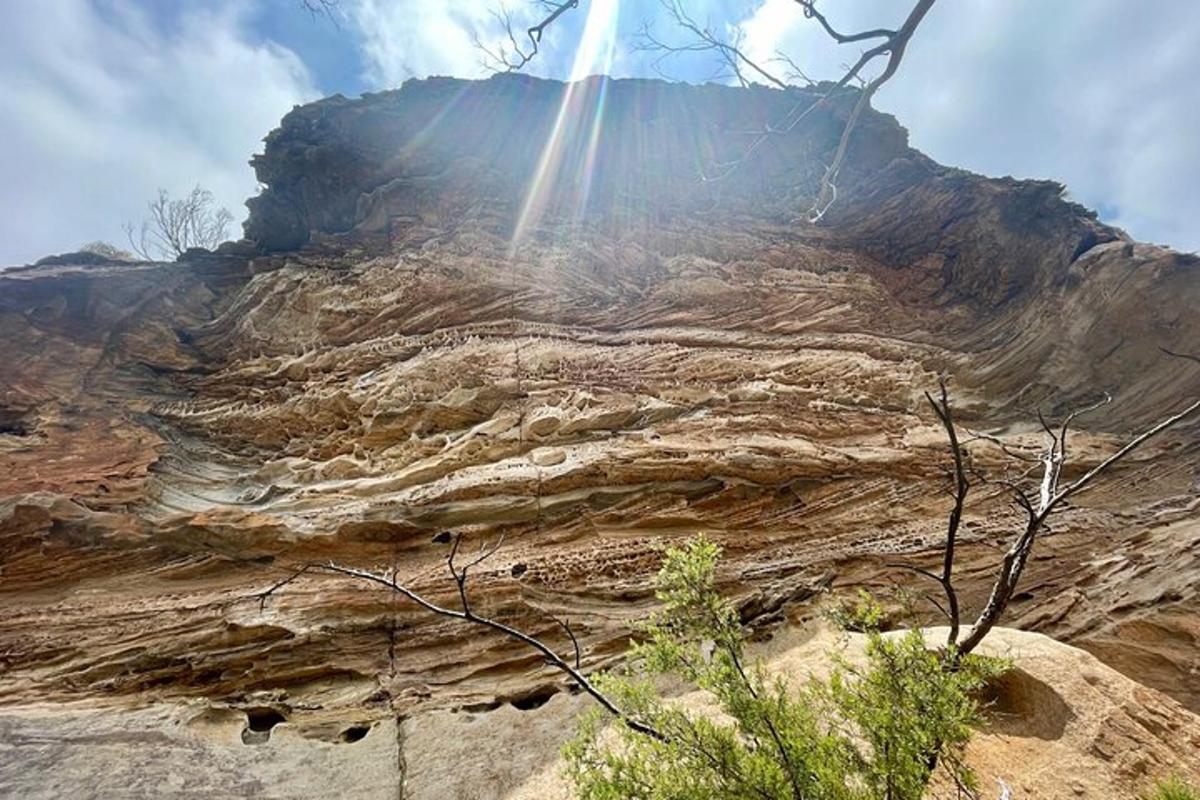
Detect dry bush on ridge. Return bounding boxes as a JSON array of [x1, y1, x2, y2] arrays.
[[123, 186, 233, 261]]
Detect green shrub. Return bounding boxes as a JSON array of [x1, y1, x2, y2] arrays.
[[1144, 776, 1200, 800], [824, 588, 887, 633], [564, 537, 1007, 799]]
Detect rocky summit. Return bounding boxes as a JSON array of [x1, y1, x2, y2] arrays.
[[1, 74, 1198, 797]]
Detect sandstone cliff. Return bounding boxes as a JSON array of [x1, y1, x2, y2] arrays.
[[1, 75, 1198, 796]]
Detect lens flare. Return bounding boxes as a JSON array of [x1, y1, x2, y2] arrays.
[[510, 0, 620, 250]]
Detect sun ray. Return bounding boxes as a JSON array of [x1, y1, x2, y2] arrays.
[[510, 0, 619, 251]]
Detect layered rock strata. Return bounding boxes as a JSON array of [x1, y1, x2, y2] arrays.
[[1, 75, 1198, 793]]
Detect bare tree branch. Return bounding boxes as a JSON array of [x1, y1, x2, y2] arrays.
[[922, 592, 952, 622], [795, 0, 895, 44], [960, 429, 1039, 463], [802, 0, 935, 221], [251, 537, 665, 741], [887, 562, 945, 586], [555, 617, 582, 670], [952, 394, 1200, 655], [890, 378, 965, 644], [768, 50, 814, 87], [255, 564, 318, 611], [693, 0, 936, 224], [474, 1, 580, 73], [891, 380, 1197, 659], [635, 0, 790, 90], [1045, 397, 1199, 514], [926, 379, 966, 644]]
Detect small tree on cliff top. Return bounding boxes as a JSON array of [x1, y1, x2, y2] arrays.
[[123, 186, 233, 261]]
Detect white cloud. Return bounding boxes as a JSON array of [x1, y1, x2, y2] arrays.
[[346, 0, 624, 87], [0, 1, 318, 265], [349, 0, 501, 86], [739, 0, 1200, 252]]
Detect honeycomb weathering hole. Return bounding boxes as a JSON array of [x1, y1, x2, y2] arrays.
[[0, 407, 32, 436], [976, 667, 1072, 740], [509, 685, 559, 711], [340, 724, 372, 743], [241, 707, 287, 744]]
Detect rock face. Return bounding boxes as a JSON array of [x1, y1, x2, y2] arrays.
[[1, 75, 1198, 794], [1, 628, 1197, 799]]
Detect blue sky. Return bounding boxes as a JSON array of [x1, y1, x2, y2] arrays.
[[2, 0, 1198, 264]]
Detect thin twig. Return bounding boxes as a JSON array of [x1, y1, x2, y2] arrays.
[[635, 1, 790, 90], [795, 0, 895, 44], [474, 1, 580, 73]]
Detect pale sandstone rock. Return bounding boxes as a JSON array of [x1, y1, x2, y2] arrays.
[[2, 630, 1193, 799]]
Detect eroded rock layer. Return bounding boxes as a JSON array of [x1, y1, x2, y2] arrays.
[[2, 75, 1198, 753], [3, 628, 1198, 799]]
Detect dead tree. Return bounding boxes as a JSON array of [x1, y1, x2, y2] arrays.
[[893, 378, 1200, 656], [124, 186, 234, 261]]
